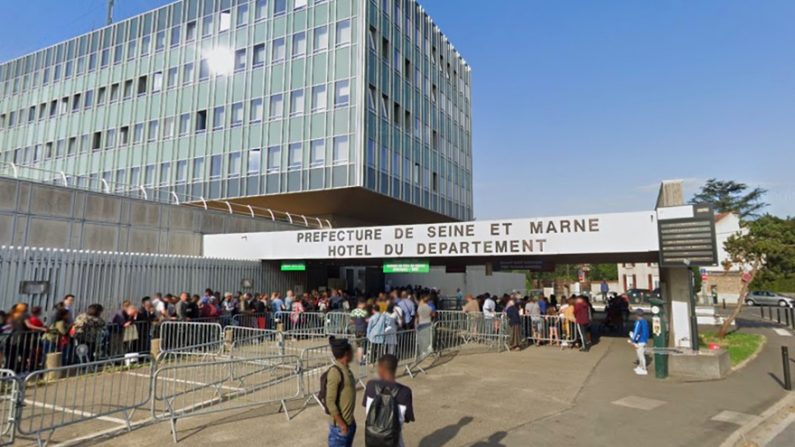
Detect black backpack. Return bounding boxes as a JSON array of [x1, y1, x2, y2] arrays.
[[318, 365, 342, 414], [365, 384, 401, 447]]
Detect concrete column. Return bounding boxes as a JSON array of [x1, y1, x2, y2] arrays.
[[656, 180, 698, 350], [45, 352, 62, 381]]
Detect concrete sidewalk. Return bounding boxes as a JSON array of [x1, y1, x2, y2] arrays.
[[38, 317, 794, 447]]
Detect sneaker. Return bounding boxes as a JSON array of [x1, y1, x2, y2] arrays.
[[634, 368, 648, 376]]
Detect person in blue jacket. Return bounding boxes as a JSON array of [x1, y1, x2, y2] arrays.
[[628, 309, 650, 375]]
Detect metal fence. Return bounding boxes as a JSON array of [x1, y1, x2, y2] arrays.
[[0, 371, 18, 447], [0, 246, 266, 313], [151, 355, 302, 442], [18, 356, 153, 447], [521, 315, 578, 346]]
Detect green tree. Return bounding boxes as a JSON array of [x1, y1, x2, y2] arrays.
[[589, 264, 618, 281], [718, 215, 795, 337], [690, 178, 768, 219]]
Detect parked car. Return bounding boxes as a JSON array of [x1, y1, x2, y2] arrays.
[[746, 291, 795, 307]]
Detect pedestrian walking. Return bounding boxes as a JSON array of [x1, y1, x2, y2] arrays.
[[322, 337, 357, 447], [363, 354, 415, 447]]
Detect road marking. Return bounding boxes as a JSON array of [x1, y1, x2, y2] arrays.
[[611, 396, 666, 410], [711, 410, 761, 426], [127, 372, 245, 392], [23, 399, 127, 424], [773, 328, 792, 337]]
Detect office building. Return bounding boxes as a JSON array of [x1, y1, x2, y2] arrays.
[[0, 0, 472, 225]]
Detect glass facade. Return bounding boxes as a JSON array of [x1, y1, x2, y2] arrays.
[[0, 0, 472, 220]]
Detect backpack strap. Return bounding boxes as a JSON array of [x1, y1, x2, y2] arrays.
[[331, 364, 344, 409]]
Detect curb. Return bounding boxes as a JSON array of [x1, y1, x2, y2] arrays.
[[719, 392, 795, 447]]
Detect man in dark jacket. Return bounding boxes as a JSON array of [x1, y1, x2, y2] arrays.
[[506, 299, 523, 351]]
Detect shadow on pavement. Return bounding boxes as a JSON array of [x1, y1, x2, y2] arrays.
[[418, 416, 473, 447], [470, 431, 508, 447]]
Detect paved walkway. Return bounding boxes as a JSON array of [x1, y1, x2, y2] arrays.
[[26, 313, 793, 447]]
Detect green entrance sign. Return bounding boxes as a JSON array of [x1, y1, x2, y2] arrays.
[[281, 261, 306, 272], [383, 260, 430, 274]]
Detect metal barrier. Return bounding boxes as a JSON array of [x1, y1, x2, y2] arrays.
[[757, 305, 795, 330], [159, 321, 223, 355], [434, 311, 508, 352], [225, 326, 284, 358], [233, 312, 272, 330], [275, 311, 327, 335], [18, 355, 153, 447], [521, 315, 578, 347], [151, 355, 302, 442], [324, 312, 353, 337], [0, 370, 19, 447]]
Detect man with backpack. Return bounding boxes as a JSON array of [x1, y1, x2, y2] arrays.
[[363, 354, 415, 447], [321, 337, 358, 447]]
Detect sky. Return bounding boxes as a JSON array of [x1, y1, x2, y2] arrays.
[[1, 0, 793, 219]]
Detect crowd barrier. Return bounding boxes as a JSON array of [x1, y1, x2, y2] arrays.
[[0, 370, 17, 447], [0, 310, 554, 445], [18, 355, 153, 447], [151, 355, 302, 442], [520, 315, 578, 346]]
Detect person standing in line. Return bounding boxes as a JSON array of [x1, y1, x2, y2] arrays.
[[629, 309, 650, 375], [455, 288, 464, 310], [505, 299, 523, 351], [525, 297, 542, 346], [325, 337, 357, 447], [573, 296, 591, 352], [600, 280, 610, 303], [175, 293, 191, 320], [363, 354, 415, 447]]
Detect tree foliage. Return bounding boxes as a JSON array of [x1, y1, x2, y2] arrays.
[[718, 215, 795, 337], [690, 178, 768, 219]]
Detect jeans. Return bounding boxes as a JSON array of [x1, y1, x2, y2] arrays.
[[328, 421, 356, 447]]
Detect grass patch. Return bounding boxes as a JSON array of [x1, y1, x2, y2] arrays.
[[699, 331, 765, 367]]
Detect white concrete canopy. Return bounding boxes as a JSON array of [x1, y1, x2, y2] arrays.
[[203, 210, 660, 262]]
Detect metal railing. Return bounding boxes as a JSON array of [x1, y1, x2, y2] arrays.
[[0, 161, 331, 229], [18, 356, 153, 447], [0, 370, 18, 447], [151, 355, 302, 442], [520, 315, 578, 346]]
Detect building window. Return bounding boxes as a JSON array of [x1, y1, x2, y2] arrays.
[[272, 38, 286, 62], [137, 76, 148, 95], [192, 158, 204, 181], [179, 113, 191, 135], [133, 124, 144, 144], [186, 21, 197, 42], [253, 44, 266, 67], [196, 110, 207, 132], [270, 94, 284, 119], [292, 32, 306, 58], [148, 120, 159, 141], [255, 0, 268, 21], [199, 59, 211, 80], [248, 149, 261, 174], [336, 19, 351, 46], [367, 85, 377, 110], [288, 143, 302, 170], [250, 98, 264, 123], [274, 0, 286, 16], [237, 3, 249, 27], [334, 80, 350, 108], [267, 146, 281, 173], [153, 71, 163, 92], [290, 89, 305, 116], [202, 15, 214, 37], [294, 0, 308, 10], [231, 102, 244, 126], [228, 152, 241, 177], [332, 136, 349, 165], [311, 84, 327, 111], [170, 25, 181, 47], [213, 106, 225, 130], [120, 126, 129, 145], [219, 10, 232, 32], [176, 161, 187, 184], [310, 139, 325, 167], [210, 155, 222, 179], [234, 49, 247, 71], [314, 26, 328, 53], [183, 62, 194, 85], [167, 67, 178, 89], [164, 117, 175, 139]]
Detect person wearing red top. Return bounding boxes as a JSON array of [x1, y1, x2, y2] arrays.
[[573, 296, 591, 352]]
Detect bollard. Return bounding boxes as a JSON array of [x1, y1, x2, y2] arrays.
[[722, 299, 726, 310], [760, 307, 765, 320], [777, 307, 782, 324], [45, 352, 62, 381], [150, 338, 161, 359], [782, 346, 792, 391], [786, 308, 791, 327]]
